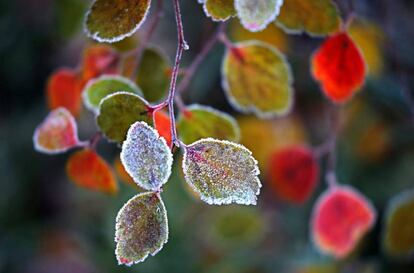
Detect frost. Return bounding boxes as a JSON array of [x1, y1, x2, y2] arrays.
[[83, 75, 142, 114], [115, 192, 168, 266], [33, 107, 83, 154], [120, 121, 173, 191], [85, 0, 152, 43], [235, 0, 284, 32], [182, 138, 261, 205]]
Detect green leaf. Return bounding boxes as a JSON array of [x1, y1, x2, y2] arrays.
[[182, 138, 261, 205], [85, 0, 151, 43], [83, 75, 142, 113], [97, 92, 152, 143], [177, 104, 240, 144], [276, 0, 341, 36], [222, 41, 293, 118], [121, 121, 173, 191], [203, 0, 236, 21], [136, 47, 171, 102], [383, 189, 414, 258], [235, 0, 284, 32], [115, 192, 168, 266]]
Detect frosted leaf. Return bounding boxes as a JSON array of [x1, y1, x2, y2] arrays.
[[203, 0, 236, 22], [115, 192, 168, 266], [182, 138, 261, 205], [33, 107, 82, 154], [121, 122, 173, 191], [85, 0, 151, 43], [83, 75, 142, 114], [177, 104, 240, 144], [235, 0, 284, 32], [97, 92, 153, 143]]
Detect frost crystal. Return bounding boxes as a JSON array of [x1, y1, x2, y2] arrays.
[[121, 121, 173, 191], [182, 138, 261, 205], [115, 192, 168, 266]]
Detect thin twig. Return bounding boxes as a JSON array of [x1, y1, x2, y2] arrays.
[[167, 0, 188, 148]]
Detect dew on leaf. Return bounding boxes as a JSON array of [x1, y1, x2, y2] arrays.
[[311, 185, 376, 258], [235, 0, 284, 32], [311, 32, 366, 103], [33, 107, 81, 154], [115, 192, 168, 266], [46, 68, 83, 117], [120, 121, 173, 191], [383, 189, 414, 258], [154, 111, 172, 147], [222, 41, 293, 118], [182, 138, 261, 205], [177, 104, 240, 144], [83, 75, 142, 113], [66, 148, 118, 194], [97, 92, 153, 143], [85, 0, 151, 43], [268, 145, 319, 204], [203, 0, 236, 21], [136, 47, 171, 102], [276, 0, 341, 36]]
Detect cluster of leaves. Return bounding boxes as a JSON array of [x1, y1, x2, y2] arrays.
[[32, 0, 414, 267]]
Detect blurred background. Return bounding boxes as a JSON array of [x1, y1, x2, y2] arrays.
[[1, 0, 414, 272]]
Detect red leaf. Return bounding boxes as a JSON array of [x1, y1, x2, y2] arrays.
[[47, 68, 83, 117], [268, 146, 319, 204], [311, 32, 366, 103], [66, 149, 118, 194], [311, 186, 376, 258], [154, 111, 172, 147], [81, 45, 119, 82]]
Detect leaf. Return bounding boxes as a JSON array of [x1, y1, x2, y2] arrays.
[[222, 41, 293, 118], [182, 138, 261, 205], [33, 107, 81, 154], [97, 92, 153, 143], [114, 157, 137, 188], [177, 104, 240, 144], [276, 0, 341, 36], [268, 145, 319, 204], [121, 121, 173, 191], [83, 75, 142, 113], [154, 111, 172, 147], [238, 115, 306, 173], [383, 189, 414, 258], [311, 32, 367, 103], [115, 192, 168, 265], [349, 20, 384, 76], [203, 0, 236, 21], [85, 0, 151, 43], [235, 0, 284, 32], [46, 68, 83, 117], [81, 45, 120, 81], [311, 186, 376, 258], [66, 148, 118, 194], [136, 47, 171, 102]]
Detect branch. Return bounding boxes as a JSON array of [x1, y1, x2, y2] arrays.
[[167, 0, 188, 148]]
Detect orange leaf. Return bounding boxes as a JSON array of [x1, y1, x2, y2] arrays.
[[154, 111, 172, 147], [311, 32, 366, 103], [81, 45, 119, 82], [47, 68, 83, 117], [66, 149, 118, 194]]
